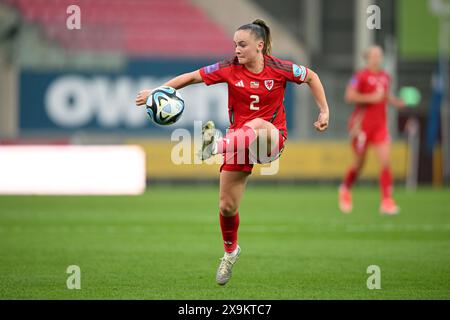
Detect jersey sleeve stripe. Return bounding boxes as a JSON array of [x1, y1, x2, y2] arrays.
[[266, 60, 291, 68], [265, 57, 292, 69], [267, 60, 292, 69], [266, 61, 291, 72], [219, 57, 240, 69]]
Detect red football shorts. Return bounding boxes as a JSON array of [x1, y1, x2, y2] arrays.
[[351, 126, 390, 155], [220, 130, 286, 173]]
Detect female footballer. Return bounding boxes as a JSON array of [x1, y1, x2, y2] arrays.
[[135, 19, 330, 285], [339, 45, 405, 215]]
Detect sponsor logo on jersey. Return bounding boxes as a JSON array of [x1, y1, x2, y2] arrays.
[[235, 80, 245, 87], [250, 81, 259, 88], [204, 63, 219, 75], [264, 79, 274, 90], [293, 64, 307, 81]]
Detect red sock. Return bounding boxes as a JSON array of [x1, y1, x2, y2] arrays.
[[216, 125, 257, 154], [343, 167, 358, 189], [380, 167, 392, 199], [219, 212, 239, 253]]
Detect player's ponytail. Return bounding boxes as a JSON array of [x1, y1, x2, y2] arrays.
[[252, 19, 272, 55], [237, 19, 272, 56]]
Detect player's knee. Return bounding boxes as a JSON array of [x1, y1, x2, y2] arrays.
[[219, 200, 238, 217], [378, 156, 390, 168]]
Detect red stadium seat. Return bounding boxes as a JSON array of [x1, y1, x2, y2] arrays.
[[6, 0, 231, 57]]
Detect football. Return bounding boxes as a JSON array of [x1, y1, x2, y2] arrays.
[[146, 86, 185, 125]]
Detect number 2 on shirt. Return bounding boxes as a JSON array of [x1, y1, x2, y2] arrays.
[[250, 95, 259, 110]]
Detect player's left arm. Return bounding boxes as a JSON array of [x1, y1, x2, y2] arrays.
[[388, 94, 406, 110], [305, 69, 330, 132]]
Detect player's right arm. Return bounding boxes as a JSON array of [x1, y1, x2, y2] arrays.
[[164, 70, 203, 89], [135, 70, 203, 106], [135, 59, 229, 106], [344, 74, 385, 105]]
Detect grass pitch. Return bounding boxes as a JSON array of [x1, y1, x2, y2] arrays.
[[0, 185, 449, 299]]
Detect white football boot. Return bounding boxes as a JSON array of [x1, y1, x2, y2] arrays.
[[199, 120, 221, 160], [216, 245, 241, 285]]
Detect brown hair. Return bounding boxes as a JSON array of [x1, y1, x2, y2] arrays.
[[237, 19, 272, 55]]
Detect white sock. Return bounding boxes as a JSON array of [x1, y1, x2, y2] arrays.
[[226, 247, 239, 257]]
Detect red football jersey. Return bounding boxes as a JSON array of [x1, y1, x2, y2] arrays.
[[199, 55, 309, 139], [348, 68, 391, 132]]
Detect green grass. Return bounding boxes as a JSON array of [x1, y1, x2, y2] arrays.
[[0, 185, 449, 299]]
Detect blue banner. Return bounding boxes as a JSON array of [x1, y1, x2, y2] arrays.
[[20, 59, 295, 135]]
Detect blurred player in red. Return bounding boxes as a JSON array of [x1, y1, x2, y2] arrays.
[[339, 46, 405, 215], [136, 19, 330, 285]]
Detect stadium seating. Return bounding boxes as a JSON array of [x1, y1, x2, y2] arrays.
[[5, 0, 232, 57]]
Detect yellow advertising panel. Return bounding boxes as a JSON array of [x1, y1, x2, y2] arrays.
[[127, 139, 407, 180]]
